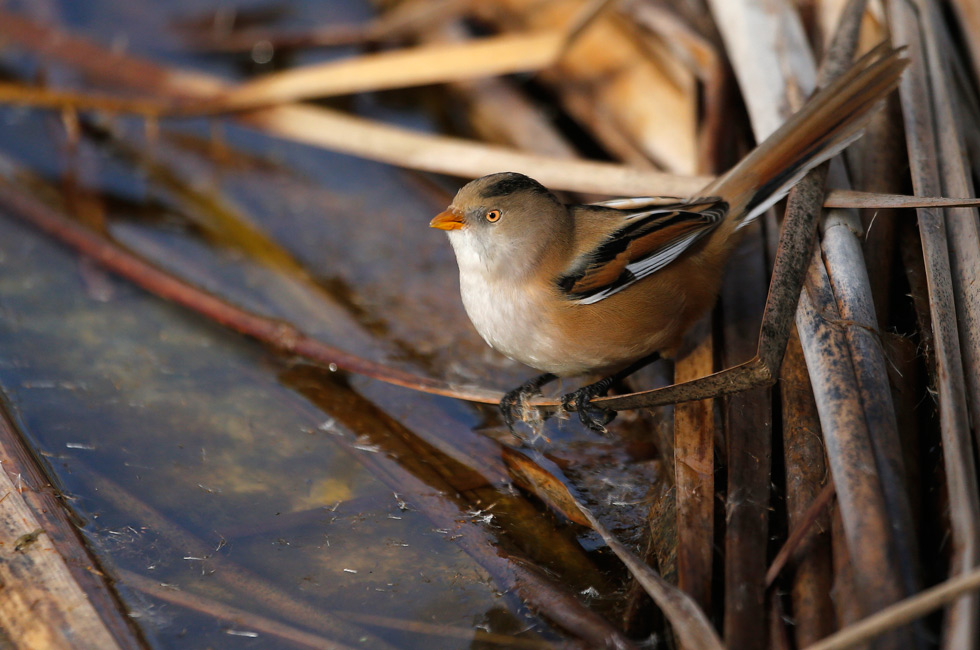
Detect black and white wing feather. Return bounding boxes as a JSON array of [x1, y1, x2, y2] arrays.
[[557, 199, 728, 305]]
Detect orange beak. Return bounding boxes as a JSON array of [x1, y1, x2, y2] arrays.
[[429, 209, 464, 231]]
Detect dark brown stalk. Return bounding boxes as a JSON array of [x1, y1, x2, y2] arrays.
[[768, 595, 792, 650], [672, 319, 715, 614], [920, 3, 980, 472], [640, 3, 725, 612], [720, 221, 772, 650], [765, 480, 835, 589], [775, 331, 835, 646], [890, 2, 980, 647], [854, 96, 906, 327], [829, 506, 861, 631], [898, 221, 936, 374]]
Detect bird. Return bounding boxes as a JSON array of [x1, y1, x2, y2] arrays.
[[430, 44, 907, 433]]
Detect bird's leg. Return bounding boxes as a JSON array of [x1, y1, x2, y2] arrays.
[[500, 372, 557, 430], [562, 353, 661, 433], [586, 167, 825, 414]]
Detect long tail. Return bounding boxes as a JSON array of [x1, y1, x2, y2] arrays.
[[706, 43, 908, 226]]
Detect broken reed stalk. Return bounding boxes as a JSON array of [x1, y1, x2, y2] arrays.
[[920, 3, 980, 471], [775, 332, 836, 646], [0, 11, 978, 208], [671, 319, 715, 614], [719, 222, 773, 650], [471, 0, 699, 173], [0, 403, 143, 650], [423, 20, 579, 160], [705, 2, 914, 643], [890, 2, 980, 647], [0, 9, 712, 198]]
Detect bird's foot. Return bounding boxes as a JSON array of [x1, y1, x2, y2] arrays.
[[500, 373, 557, 432], [561, 378, 617, 434]]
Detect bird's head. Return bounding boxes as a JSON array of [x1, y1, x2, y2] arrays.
[[430, 172, 569, 278]]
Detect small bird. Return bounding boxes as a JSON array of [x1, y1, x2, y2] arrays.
[[430, 44, 907, 433]]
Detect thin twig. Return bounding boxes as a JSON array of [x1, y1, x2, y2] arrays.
[[766, 482, 836, 587], [804, 566, 980, 650]]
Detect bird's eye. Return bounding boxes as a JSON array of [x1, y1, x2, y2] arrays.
[[485, 209, 501, 223]]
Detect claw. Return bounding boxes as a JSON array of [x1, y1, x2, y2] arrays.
[[561, 385, 617, 434], [558, 353, 662, 433], [499, 388, 523, 430], [499, 373, 557, 432]]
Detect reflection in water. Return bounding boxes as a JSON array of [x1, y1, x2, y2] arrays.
[[0, 211, 568, 648], [0, 1, 667, 646]]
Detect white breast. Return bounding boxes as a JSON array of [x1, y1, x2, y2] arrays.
[[459, 272, 551, 366], [447, 229, 587, 375]]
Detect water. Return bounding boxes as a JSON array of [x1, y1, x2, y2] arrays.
[[0, 1, 666, 647]]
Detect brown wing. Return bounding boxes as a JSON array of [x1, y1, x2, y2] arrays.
[[557, 199, 728, 304]]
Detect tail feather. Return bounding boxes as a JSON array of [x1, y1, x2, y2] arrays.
[[707, 43, 908, 225]]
